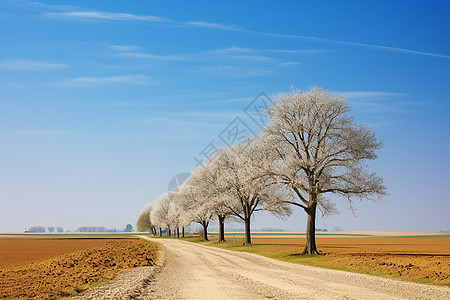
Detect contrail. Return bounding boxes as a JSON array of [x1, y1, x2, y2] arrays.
[[235, 28, 450, 59], [15, 0, 449, 59]]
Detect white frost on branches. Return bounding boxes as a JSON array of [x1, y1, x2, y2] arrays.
[[139, 86, 386, 251]]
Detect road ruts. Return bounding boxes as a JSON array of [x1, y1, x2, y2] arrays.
[[134, 237, 450, 300]]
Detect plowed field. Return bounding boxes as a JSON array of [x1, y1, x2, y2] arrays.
[[0, 237, 157, 299]]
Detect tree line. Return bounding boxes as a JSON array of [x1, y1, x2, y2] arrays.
[[25, 226, 64, 233], [137, 87, 386, 254], [25, 225, 134, 233]]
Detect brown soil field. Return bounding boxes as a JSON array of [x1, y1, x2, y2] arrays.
[[0, 237, 119, 269], [0, 238, 157, 299], [220, 236, 450, 285]]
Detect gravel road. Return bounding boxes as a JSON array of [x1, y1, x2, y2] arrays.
[[75, 237, 449, 300]]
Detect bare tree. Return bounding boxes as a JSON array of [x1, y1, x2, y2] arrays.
[[137, 204, 157, 235], [47, 226, 55, 233], [215, 141, 292, 245], [191, 153, 234, 242], [261, 86, 387, 254], [168, 193, 192, 238], [56, 227, 64, 233], [150, 193, 173, 237], [177, 173, 216, 241]]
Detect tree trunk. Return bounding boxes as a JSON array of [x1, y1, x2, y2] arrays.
[[301, 202, 319, 255], [159, 228, 162, 237], [218, 215, 226, 242], [168, 228, 171, 237], [182, 227, 185, 238], [244, 218, 251, 245], [202, 221, 208, 241], [177, 227, 180, 238]]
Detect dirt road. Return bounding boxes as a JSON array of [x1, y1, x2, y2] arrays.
[[136, 237, 449, 300]]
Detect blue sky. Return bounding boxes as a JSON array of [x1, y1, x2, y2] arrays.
[[0, 0, 449, 233]]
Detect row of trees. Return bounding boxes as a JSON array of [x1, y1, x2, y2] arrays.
[[76, 226, 122, 233], [26, 226, 64, 233], [138, 87, 386, 254], [25, 225, 133, 233]]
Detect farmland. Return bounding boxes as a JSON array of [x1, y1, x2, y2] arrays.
[[192, 231, 450, 285], [0, 236, 157, 299], [138, 236, 450, 299], [0, 232, 448, 299]]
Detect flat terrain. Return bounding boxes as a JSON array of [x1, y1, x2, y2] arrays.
[[0, 237, 117, 269], [0, 237, 157, 299], [221, 236, 450, 284], [0, 233, 448, 299], [140, 237, 450, 299]]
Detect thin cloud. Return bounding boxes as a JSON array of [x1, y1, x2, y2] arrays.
[[266, 49, 327, 55], [340, 91, 413, 114], [6, 0, 79, 12], [190, 22, 449, 59], [185, 21, 237, 30], [340, 91, 408, 98], [239, 29, 450, 59], [219, 46, 255, 53], [279, 61, 301, 66], [206, 47, 273, 62], [0, 59, 70, 70], [208, 47, 256, 55], [19, 1, 449, 59], [62, 74, 153, 86], [209, 46, 325, 57], [43, 11, 170, 22], [109, 45, 143, 52], [117, 52, 185, 61], [200, 46, 325, 66], [345, 41, 450, 59], [202, 65, 273, 77], [109, 44, 185, 61]]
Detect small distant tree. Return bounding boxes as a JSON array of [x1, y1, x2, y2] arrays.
[[47, 226, 55, 233], [56, 227, 64, 233], [124, 224, 133, 232]]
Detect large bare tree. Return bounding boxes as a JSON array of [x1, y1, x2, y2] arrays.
[[262, 86, 387, 254]]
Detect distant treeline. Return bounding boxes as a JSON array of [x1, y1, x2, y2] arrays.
[[76, 226, 120, 232], [25, 226, 64, 233], [25, 225, 133, 233]]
